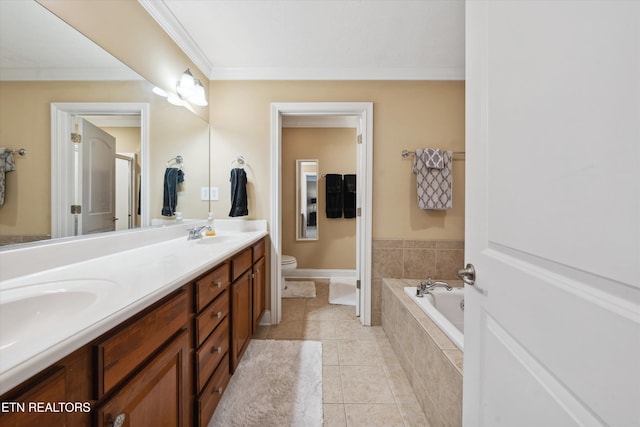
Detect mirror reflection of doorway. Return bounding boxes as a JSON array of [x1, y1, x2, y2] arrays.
[[51, 102, 149, 239], [296, 159, 318, 240]]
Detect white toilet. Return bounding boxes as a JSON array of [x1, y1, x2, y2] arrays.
[[281, 254, 297, 289]]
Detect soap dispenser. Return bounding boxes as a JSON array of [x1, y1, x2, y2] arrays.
[[205, 212, 216, 236]]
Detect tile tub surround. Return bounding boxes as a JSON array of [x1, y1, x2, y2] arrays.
[[382, 278, 463, 427], [371, 239, 464, 326]]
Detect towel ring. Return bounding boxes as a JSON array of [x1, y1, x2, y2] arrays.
[[166, 155, 184, 168], [231, 156, 246, 168]]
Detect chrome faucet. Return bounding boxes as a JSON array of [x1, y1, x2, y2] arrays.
[[416, 277, 452, 297], [188, 226, 208, 240]]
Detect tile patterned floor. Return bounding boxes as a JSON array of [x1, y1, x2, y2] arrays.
[[253, 279, 430, 427]]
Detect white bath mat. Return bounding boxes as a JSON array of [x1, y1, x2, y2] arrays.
[[329, 276, 357, 306], [282, 280, 316, 298], [208, 340, 323, 427]]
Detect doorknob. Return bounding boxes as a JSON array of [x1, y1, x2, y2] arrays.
[[457, 263, 476, 286]]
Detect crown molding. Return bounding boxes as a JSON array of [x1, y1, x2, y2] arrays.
[[137, 0, 214, 77], [210, 66, 465, 81]]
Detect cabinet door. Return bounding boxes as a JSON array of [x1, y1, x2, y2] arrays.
[[0, 368, 67, 427], [231, 270, 252, 372], [96, 330, 190, 427], [252, 256, 266, 333], [0, 346, 92, 427]]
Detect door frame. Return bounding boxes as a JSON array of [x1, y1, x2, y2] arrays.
[[269, 102, 373, 325], [50, 102, 149, 238]]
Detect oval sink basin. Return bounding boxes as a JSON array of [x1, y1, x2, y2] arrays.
[[0, 279, 119, 352]]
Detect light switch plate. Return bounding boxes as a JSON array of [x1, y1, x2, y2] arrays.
[[200, 187, 209, 201], [209, 187, 219, 201]]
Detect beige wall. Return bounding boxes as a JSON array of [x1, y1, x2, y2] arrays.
[[282, 128, 357, 269], [0, 80, 210, 239], [36, 0, 209, 121], [209, 80, 465, 240]]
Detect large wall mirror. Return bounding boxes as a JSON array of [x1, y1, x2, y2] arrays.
[[0, 1, 210, 247], [296, 159, 318, 241]]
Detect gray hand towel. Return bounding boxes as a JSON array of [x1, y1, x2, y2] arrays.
[[0, 149, 16, 207], [413, 149, 453, 210]]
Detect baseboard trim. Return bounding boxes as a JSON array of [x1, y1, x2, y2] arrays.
[[259, 310, 271, 325], [282, 269, 357, 279]]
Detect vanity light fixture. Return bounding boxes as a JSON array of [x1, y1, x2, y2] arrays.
[[176, 68, 208, 107], [151, 69, 207, 108]]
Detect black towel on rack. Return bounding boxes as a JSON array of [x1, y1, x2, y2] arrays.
[[161, 167, 184, 216], [343, 174, 357, 218], [229, 168, 249, 217], [325, 174, 343, 218]]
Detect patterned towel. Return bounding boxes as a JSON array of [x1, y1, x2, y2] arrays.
[[0, 149, 16, 206], [413, 149, 452, 210], [421, 148, 445, 169]]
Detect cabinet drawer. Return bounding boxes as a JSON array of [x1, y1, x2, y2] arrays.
[[197, 353, 230, 427], [252, 238, 265, 261], [195, 263, 230, 312], [196, 317, 229, 392], [96, 290, 189, 397], [195, 289, 229, 347], [231, 248, 252, 282]]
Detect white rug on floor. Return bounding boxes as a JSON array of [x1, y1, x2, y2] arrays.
[[208, 340, 323, 427], [282, 280, 316, 298], [329, 276, 357, 306]]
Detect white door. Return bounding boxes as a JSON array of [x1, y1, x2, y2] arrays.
[[80, 118, 116, 234], [464, 2, 640, 426], [115, 153, 135, 231]]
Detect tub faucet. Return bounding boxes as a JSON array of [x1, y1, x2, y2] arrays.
[[188, 226, 208, 240], [416, 277, 452, 297]]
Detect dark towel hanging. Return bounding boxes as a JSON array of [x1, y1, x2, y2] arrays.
[[325, 174, 343, 218], [161, 167, 184, 216], [229, 168, 248, 217], [343, 174, 357, 218]]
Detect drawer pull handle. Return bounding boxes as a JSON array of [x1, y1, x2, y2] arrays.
[[211, 346, 222, 354], [214, 281, 222, 289], [215, 311, 222, 319], [215, 386, 223, 395]]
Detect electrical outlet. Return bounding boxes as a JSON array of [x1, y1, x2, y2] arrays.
[[200, 187, 209, 201], [209, 187, 219, 201]]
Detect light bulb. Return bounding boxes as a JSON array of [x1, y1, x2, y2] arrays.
[[177, 69, 195, 98], [188, 80, 208, 106]]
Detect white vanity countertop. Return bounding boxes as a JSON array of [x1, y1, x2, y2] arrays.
[[0, 220, 268, 395]]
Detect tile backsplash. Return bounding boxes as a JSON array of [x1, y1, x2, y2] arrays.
[[370, 239, 464, 325]]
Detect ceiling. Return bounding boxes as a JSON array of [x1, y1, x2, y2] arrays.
[[0, 0, 464, 82], [0, 0, 141, 81], [140, 0, 465, 80]]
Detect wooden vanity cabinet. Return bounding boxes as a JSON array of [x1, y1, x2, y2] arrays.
[[230, 256, 253, 372], [0, 346, 92, 427], [192, 263, 231, 426], [0, 237, 267, 427], [252, 240, 266, 333], [230, 238, 267, 372], [94, 288, 191, 427], [96, 330, 190, 427]]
